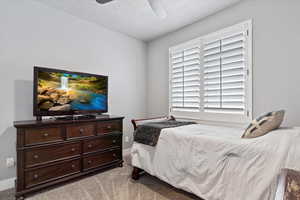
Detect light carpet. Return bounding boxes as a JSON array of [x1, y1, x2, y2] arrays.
[[0, 157, 202, 200]]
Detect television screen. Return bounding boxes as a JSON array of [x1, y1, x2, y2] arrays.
[[34, 67, 108, 116]]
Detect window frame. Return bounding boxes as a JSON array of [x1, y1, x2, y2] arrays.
[[169, 20, 253, 124]]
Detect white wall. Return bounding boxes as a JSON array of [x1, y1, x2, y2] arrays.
[[0, 0, 147, 181], [147, 0, 300, 126]]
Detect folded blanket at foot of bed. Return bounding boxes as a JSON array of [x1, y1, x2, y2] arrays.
[[133, 120, 196, 146]]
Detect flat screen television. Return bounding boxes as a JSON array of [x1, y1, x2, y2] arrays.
[[33, 66, 108, 117]]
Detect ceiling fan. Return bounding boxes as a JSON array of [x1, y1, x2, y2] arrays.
[[96, 0, 167, 19]]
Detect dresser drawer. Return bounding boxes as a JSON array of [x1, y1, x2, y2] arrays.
[[66, 123, 95, 139], [25, 142, 81, 168], [83, 149, 121, 170], [83, 135, 121, 153], [24, 127, 62, 145], [97, 121, 122, 135], [25, 159, 80, 188]]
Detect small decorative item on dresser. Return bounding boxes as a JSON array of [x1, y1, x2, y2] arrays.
[[14, 115, 124, 200]]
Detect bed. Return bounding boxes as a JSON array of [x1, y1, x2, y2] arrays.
[[130, 117, 300, 200]]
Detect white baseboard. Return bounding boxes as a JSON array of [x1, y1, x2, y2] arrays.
[[0, 177, 15, 192]]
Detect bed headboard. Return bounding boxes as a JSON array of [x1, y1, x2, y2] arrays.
[[131, 116, 175, 130]]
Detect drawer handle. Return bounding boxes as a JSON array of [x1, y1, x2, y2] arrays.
[[113, 153, 117, 157], [112, 140, 116, 144], [71, 148, 76, 152], [33, 155, 39, 159], [88, 144, 92, 148], [79, 128, 84, 133], [88, 160, 92, 164], [71, 164, 76, 169], [43, 133, 49, 137], [107, 125, 112, 129], [33, 174, 39, 179]]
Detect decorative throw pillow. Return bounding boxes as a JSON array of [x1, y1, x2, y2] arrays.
[[242, 110, 285, 139]]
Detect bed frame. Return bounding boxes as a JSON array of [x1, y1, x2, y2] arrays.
[[130, 116, 175, 180]]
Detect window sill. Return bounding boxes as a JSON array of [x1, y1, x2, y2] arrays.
[[173, 115, 248, 128], [171, 111, 252, 128]]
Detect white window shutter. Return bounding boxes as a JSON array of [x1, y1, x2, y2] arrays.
[[170, 46, 201, 112], [203, 31, 248, 115], [169, 20, 252, 123]]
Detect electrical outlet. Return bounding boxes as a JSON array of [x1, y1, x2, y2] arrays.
[[6, 157, 15, 168], [125, 136, 129, 142]]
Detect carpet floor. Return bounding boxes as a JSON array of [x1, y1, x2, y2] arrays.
[[0, 157, 202, 200]]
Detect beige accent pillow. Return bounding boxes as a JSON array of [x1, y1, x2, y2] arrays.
[[242, 110, 285, 139]]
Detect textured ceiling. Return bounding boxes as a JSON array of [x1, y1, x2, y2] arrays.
[[36, 0, 242, 41]]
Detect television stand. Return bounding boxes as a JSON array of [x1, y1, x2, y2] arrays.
[[54, 115, 75, 121], [36, 114, 110, 121], [36, 116, 42, 121], [73, 114, 97, 120]]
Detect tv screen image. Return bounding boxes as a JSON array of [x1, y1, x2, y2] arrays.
[[35, 67, 108, 115]]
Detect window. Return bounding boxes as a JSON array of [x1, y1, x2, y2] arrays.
[[169, 20, 252, 123]]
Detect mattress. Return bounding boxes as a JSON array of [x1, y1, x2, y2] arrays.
[[131, 124, 300, 200]]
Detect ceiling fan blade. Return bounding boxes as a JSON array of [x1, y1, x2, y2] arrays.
[[96, 0, 114, 4], [147, 0, 167, 19]]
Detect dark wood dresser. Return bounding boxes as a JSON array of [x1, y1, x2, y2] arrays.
[[14, 115, 124, 200]]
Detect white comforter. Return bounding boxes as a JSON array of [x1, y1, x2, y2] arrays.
[[131, 124, 300, 200]]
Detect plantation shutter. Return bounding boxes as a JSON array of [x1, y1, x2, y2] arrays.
[[203, 31, 248, 115], [170, 46, 201, 112], [169, 20, 252, 122]]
